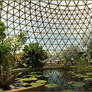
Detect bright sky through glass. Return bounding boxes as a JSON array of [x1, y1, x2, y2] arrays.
[[1, 1, 92, 54]]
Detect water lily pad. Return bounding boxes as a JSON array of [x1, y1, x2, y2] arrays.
[[45, 84, 57, 88], [30, 82, 42, 87], [86, 73, 92, 75], [36, 80, 47, 84], [73, 73, 88, 78], [21, 77, 38, 81], [35, 75, 41, 77], [10, 85, 15, 89], [15, 78, 22, 80], [28, 74, 41, 77], [62, 90, 75, 92], [68, 71, 75, 74], [22, 82, 29, 86], [68, 81, 75, 85], [30, 72, 37, 74], [72, 82, 85, 87], [84, 78, 92, 81]]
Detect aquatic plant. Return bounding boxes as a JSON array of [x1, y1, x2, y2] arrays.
[[21, 77, 38, 81], [30, 82, 44, 87], [68, 81, 75, 85], [15, 78, 22, 80], [22, 82, 29, 87], [84, 78, 92, 81], [67, 71, 75, 75], [36, 80, 47, 84], [45, 83, 57, 88], [86, 73, 92, 76], [72, 82, 85, 87], [30, 72, 37, 74], [73, 73, 89, 78], [28, 74, 41, 78]]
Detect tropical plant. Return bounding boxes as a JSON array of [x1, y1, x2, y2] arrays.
[[0, 22, 6, 42], [0, 22, 27, 89], [23, 43, 48, 68], [60, 58, 71, 68], [4, 32, 27, 53], [0, 66, 20, 90], [87, 40, 92, 58], [62, 46, 84, 65], [77, 57, 88, 72]]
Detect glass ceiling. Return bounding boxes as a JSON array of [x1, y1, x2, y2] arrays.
[[1, 0, 92, 56]]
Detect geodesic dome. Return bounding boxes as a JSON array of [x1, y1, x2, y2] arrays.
[[1, 0, 92, 57]]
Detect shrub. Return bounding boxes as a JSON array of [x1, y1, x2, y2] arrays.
[[23, 43, 48, 68], [77, 57, 88, 72], [60, 58, 71, 68]]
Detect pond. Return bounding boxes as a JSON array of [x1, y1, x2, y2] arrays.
[[12, 69, 92, 92]]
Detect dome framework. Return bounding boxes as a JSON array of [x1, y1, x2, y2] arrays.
[[1, 0, 92, 57]]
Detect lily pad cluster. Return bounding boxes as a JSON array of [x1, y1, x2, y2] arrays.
[[22, 80, 47, 87], [15, 76, 47, 87]]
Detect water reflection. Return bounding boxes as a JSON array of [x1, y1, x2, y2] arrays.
[[43, 70, 72, 91]]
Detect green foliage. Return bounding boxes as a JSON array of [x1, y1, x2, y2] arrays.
[[23, 43, 48, 68], [0, 22, 6, 41], [77, 57, 88, 71], [0, 22, 27, 89], [4, 32, 27, 53], [0, 67, 20, 90], [87, 41, 92, 58], [60, 58, 71, 68], [0, 44, 10, 65], [63, 46, 81, 60], [62, 46, 84, 66]]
